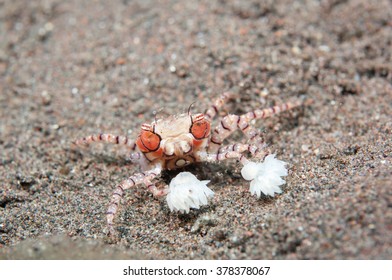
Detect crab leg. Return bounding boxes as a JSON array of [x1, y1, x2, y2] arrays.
[[204, 92, 234, 121], [106, 164, 162, 235], [74, 133, 137, 150], [209, 99, 305, 151], [144, 177, 169, 198], [196, 143, 269, 165]]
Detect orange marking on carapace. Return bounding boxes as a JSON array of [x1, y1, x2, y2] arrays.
[[192, 139, 205, 148], [136, 131, 161, 152], [149, 147, 163, 158], [191, 120, 211, 140]]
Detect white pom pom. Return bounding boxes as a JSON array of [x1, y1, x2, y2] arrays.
[[241, 154, 288, 198], [241, 161, 260, 181], [166, 172, 214, 213]]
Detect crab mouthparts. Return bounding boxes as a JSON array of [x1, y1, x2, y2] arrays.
[[164, 140, 192, 157]]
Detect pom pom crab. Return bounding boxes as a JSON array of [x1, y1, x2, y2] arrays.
[[74, 93, 309, 235]]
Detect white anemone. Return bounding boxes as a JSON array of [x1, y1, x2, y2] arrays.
[[241, 154, 288, 198], [166, 172, 214, 213]]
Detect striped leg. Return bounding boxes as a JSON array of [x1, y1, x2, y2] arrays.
[[196, 143, 269, 166], [74, 133, 137, 150], [204, 92, 235, 121], [106, 165, 162, 235], [145, 178, 169, 198], [209, 99, 305, 152], [217, 142, 268, 159]]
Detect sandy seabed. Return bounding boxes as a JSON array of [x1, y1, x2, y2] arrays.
[[0, 0, 391, 259]]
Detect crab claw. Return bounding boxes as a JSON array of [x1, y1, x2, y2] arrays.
[[166, 172, 214, 213], [241, 154, 288, 198]]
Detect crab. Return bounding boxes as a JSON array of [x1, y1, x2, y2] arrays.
[[74, 93, 308, 235]]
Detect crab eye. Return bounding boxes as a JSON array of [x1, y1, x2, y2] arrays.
[[136, 130, 161, 152], [190, 116, 210, 140]]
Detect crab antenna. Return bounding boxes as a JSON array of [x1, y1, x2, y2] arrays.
[[188, 101, 197, 115], [152, 107, 164, 124]]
